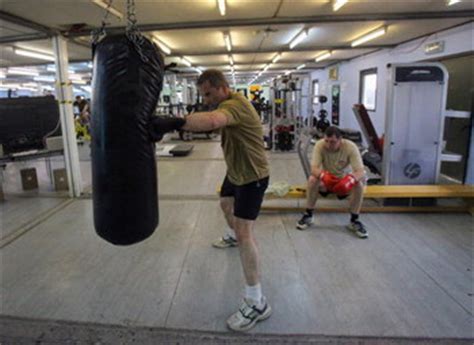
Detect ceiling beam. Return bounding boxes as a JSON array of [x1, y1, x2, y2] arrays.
[[0, 33, 50, 44], [0, 10, 56, 35], [65, 10, 474, 37]]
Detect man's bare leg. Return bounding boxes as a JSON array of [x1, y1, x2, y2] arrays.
[[212, 197, 238, 248]]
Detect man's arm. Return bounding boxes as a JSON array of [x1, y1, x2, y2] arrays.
[[182, 110, 228, 132], [310, 165, 323, 179], [349, 146, 366, 182], [310, 141, 324, 178], [351, 167, 366, 183]]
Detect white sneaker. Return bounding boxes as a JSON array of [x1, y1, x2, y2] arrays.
[[212, 235, 238, 248], [226, 297, 272, 332], [347, 220, 368, 239], [296, 213, 314, 230]]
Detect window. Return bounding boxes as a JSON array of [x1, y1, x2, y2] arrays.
[[312, 80, 320, 104], [359, 68, 377, 111]]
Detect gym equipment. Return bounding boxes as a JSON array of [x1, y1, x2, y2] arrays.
[[269, 75, 311, 152], [384, 63, 449, 185], [0, 96, 61, 155], [156, 143, 194, 157], [352, 104, 383, 175], [315, 95, 330, 133], [274, 123, 294, 151], [91, 33, 164, 245]]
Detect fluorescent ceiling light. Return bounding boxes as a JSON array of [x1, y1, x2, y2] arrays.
[[34, 76, 55, 82], [14, 48, 55, 61], [296, 64, 306, 70], [0, 83, 22, 89], [333, 0, 348, 11], [7, 68, 39, 76], [22, 82, 38, 88], [351, 26, 387, 47], [272, 53, 282, 64], [447, 0, 461, 4], [217, 0, 226, 16], [47, 65, 75, 74], [91, 0, 124, 19], [18, 86, 37, 91], [289, 29, 308, 49], [69, 74, 84, 81], [72, 80, 87, 85], [263, 64, 270, 72], [0, 83, 35, 91], [229, 55, 234, 66], [152, 37, 171, 55], [180, 57, 192, 67], [223, 32, 232, 52], [194, 67, 203, 74], [315, 51, 332, 62]]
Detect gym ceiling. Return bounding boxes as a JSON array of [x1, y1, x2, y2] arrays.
[[0, 0, 473, 85]]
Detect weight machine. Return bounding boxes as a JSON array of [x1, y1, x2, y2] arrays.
[[269, 74, 310, 151]]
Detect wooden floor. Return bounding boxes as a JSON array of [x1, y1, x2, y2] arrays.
[[0, 138, 472, 341]]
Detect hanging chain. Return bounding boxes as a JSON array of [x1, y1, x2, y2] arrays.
[[125, 0, 149, 62], [91, 0, 113, 46]]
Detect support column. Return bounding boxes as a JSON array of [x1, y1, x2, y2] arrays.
[[190, 83, 197, 104], [182, 78, 188, 105], [52, 35, 82, 197], [169, 74, 177, 116]]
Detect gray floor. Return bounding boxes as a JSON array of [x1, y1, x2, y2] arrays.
[[0, 138, 472, 341]]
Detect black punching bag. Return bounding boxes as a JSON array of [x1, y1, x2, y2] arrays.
[[91, 34, 164, 245]]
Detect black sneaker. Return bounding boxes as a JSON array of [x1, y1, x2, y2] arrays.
[[347, 220, 368, 238], [296, 213, 314, 230]]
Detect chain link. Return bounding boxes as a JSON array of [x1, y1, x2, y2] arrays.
[[91, 0, 149, 63], [91, 0, 113, 46], [125, 0, 149, 63]]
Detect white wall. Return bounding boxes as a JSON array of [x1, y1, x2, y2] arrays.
[[310, 22, 474, 136]]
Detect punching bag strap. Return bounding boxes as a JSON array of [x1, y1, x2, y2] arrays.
[[125, 0, 149, 63]]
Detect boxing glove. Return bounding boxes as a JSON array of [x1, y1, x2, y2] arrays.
[[149, 116, 186, 142], [319, 170, 340, 192], [333, 174, 357, 198]]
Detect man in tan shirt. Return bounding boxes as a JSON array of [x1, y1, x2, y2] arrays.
[[296, 126, 368, 238], [149, 69, 271, 331]]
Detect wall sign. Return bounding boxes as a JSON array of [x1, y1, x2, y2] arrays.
[[329, 66, 338, 81]]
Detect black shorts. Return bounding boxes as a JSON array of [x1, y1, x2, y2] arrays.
[[220, 176, 269, 220]]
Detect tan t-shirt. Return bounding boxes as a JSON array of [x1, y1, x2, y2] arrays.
[[311, 139, 363, 178], [218, 92, 269, 185]]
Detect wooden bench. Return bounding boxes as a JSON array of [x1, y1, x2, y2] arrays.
[[262, 184, 474, 214]]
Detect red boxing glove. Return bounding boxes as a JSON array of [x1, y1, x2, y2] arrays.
[[319, 170, 340, 192], [333, 174, 358, 197]]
